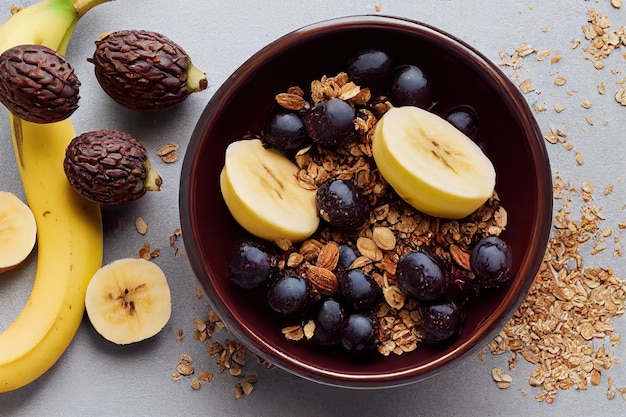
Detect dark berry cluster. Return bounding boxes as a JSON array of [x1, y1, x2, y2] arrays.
[[396, 237, 512, 343], [229, 238, 384, 353]]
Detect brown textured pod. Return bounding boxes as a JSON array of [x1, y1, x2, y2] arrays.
[[89, 30, 208, 112], [64, 129, 163, 205], [0, 44, 80, 123]]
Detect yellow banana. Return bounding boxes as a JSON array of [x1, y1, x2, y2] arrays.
[[0, 0, 111, 392]]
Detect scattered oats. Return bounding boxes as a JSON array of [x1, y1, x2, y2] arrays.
[[135, 217, 148, 235], [169, 228, 182, 256], [611, 0, 622, 8], [544, 133, 559, 144], [585, 117, 594, 126], [532, 101, 547, 113], [554, 76, 567, 86], [582, 9, 626, 70], [190, 378, 201, 390], [492, 367, 513, 389], [551, 51, 563, 64], [139, 242, 152, 260], [197, 287, 203, 299], [520, 78, 535, 93], [616, 86, 626, 106], [554, 103, 566, 113], [177, 362, 194, 376], [608, 388, 616, 400], [571, 39, 581, 49], [242, 380, 254, 396], [156, 143, 180, 164], [536, 48, 551, 61], [234, 383, 243, 399], [581, 100, 593, 109], [516, 42, 535, 57], [177, 328, 185, 342], [598, 81, 606, 95], [576, 151, 584, 165], [477, 352, 484, 361], [171, 374, 182, 381], [138, 241, 160, 259], [488, 178, 626, 404]]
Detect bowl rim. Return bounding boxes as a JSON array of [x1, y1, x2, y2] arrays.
[[180, 14, 553, 388]]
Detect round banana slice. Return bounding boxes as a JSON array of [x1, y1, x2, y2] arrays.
[[0, 191, 37, 273], [85, 258, 171, 345], [372, 106, 496, 219], [220, 138, 319, 243]]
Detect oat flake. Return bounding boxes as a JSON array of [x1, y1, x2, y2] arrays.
[[488, 177, 626, 404]]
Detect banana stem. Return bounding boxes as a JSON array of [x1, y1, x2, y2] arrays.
[[73, 0, 114, 18]]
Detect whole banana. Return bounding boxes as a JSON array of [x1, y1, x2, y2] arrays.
[[0, 0, 110, 392]]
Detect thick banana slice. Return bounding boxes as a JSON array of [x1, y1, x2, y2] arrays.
[[372, 106, 496, 219], [0, 191, 37, 273], [85, 258, 171, 345], [220, 138, 319, 242]]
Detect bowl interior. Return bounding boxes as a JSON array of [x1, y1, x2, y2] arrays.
[[180, 15, 552, 387]]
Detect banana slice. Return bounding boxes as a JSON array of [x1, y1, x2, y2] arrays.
[[220, 138, 319, 242], [85, 258, 171, 345], [0, 191, 37, 273], [372, 106, 496, 219]]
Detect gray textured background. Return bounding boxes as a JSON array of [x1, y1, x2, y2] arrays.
[[1, 1, 625, 416]]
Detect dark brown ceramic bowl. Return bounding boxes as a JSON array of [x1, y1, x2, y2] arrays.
[[180, 15, 552, 388]]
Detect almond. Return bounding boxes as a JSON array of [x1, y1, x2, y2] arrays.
[[306, 265, 338, 295], [449, 243, 471, 270], [316, 241, 339, 271]]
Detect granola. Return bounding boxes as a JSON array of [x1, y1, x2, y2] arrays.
[[266, 72, 507, 356]]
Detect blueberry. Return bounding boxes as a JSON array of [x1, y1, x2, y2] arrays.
[[266, 275, 311, 316], [310, 298, 345, 346], [261, 110, 309, 150], [396, 250, 446, 302], [228, 238, 275, 289], [421, 301, 464, 344], [444, 105, 479, 139], [389, 64, 432, 109], [337, 244, 360, 269], [470, 236, 512, 288], [303, 98, 355, 148], [315, 179, 370, 230], [340, 313, 378, 352], [338, 268, 382, 311], [346, 49, 392, 92]]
